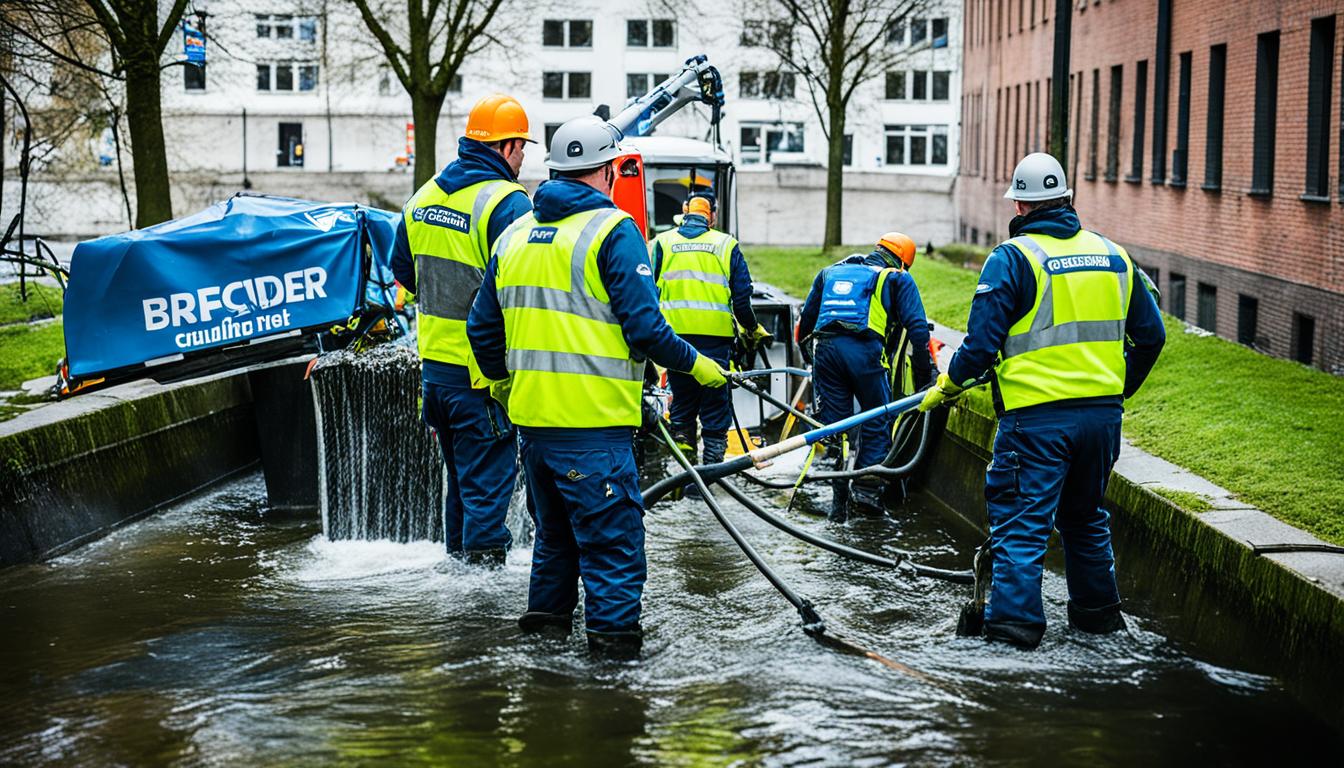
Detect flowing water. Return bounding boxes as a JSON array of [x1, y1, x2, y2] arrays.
[[1, 457, 1340, 766]]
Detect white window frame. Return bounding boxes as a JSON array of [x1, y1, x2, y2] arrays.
[[627, 18, 676, 48], [739, 120, 805, 165], [883, 124, 950, 167], [542, 71, 592, 100], [256, 14, 318, 41], [542, 19, 592, 48], [256, 61, 320, 93]]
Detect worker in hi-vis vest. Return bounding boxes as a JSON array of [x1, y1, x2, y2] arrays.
[[467, 116, 727, 658], [920, 152, 1166, 649], [798, 232, 937, 521], [652, 193, 769, 482], [390, 94, 534, 566]]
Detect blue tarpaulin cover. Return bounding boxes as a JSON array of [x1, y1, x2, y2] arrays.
[[64, 195, 399, 378]]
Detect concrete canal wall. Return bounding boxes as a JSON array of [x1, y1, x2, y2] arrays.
[[0, 361, 316, 566]]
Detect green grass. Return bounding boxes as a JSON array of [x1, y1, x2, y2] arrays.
[[0, 281, 64, 326], [1151, 487, 1215, 514], [0, 320, 64, 391], [749, 243, 1344, 545]]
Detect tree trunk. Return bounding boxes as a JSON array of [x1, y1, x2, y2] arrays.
[[123, 58, 173, 227], [411, 90, 445, 189], [823, 104, 847, 248]]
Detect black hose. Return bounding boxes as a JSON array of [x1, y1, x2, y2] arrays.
[[731, 375, 822, 428], [654, 420, 825, 632], [713, 479, 974, 584]]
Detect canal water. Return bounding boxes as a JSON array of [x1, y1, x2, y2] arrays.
[[1, 467, 1339, 766]]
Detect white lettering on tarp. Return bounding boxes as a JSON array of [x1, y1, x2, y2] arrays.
[[172, 309, 293, 349], [141, 267, 329, 331]]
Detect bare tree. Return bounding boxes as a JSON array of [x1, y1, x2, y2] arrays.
[[746, 0, 927, 247], [78, 0, 191, 228], [346, 0, 509, 188]]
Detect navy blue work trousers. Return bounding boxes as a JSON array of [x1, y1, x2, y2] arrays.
[[422, 381, 516, 554], [520, 432, 646, 634], [814, 335, 893, 480], [983, 402, 1124, 641], [667, 337, 734, 441]]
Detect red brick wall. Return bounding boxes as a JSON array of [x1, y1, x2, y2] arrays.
[[957, 0, 1344, 372]]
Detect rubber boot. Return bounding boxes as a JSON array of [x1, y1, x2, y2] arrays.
[[701, 433, 728, 466], [463, 548, 506, 568], [670, 426, 699, 499], [1067, 601, 1127, 634], [956, 601, 985, 637], [518, 611, 573, 635], [586, 628, 643, 659], [829, 483, 849, 522], [984, 621, 1046, 650], [848, 476, 886, 515]]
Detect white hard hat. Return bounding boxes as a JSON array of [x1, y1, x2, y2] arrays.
[[545, 116, 624, 171], [1004, 152, 1073, 201]]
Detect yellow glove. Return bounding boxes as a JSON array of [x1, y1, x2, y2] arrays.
[[918, 373, 965, 412], [690, 353, 728, 388], [488, 377, 512, 409], [749, 324, 773, 349]]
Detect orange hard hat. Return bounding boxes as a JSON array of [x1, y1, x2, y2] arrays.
[[685, 196, 713, 218], [877, 231, 917, 268], [465, 94, 534, 143]]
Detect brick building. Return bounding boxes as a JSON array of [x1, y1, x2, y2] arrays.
[[956, 0, 1344, 373]]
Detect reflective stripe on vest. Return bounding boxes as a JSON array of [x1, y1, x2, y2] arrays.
[[406, 178, 524, 373], [495, 207, 644, 428], [655, 229, 737, 337], [995, 231, 1133, 411]]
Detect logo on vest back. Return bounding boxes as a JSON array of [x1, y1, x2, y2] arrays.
[[832, 280, 854, 295], [670, 242, 717, 253], [1045, 254, 1122, 274], [528, 227, 558, 244], [412, 205, 470, 233]]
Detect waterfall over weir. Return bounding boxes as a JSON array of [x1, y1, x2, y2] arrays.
[[310, 343, 445, 542]]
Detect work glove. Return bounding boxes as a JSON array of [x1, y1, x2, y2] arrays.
[[918, 373, 965, 412], [488, 377, 512, 410], [748, 323, 773, 350], [641, 394, 664, 431], [690, 353, 728, 388]]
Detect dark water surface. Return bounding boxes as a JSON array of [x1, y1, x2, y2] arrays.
[[1, 469, 1339, 766]]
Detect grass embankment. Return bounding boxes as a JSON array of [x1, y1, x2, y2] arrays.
[[0, 282, 65, 420], [749, 245, 1344, 545]]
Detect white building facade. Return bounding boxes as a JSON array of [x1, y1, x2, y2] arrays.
[[16, 0, 963, 244]]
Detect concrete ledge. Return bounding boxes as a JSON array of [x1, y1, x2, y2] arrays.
[[0, 373, 261, 566]]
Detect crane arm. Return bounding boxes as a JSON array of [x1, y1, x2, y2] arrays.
[[608, 54, 724, 139]]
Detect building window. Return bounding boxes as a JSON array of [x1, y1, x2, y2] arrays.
[[544, 123, 562, 151], [542, 72, 590, 100], [628, 18, 675, 47], [932, 17, 948, 46], [544, 19, 592, 48], [1169, 272, 1186, 320], [1087, 68, 1099, 180], [932, 71, 950, 101], [842, 134, 853, 166], [184, 64, 206, 91], [255, 62, 320, 92], [911, 17, 927, 45], [447, 74, 462, 95], [1292, 313, 1316, 365], [740, 19, 790, 49], [1127, 59, 1147, 183], [1105, 64, 1122, 181], [257, 14, 317, 40], [378, 68, 393, 96], [1196, 282, 1217, 332], [1237, 294, 1259, 347], [1204, 44, 1226, 191], [1305, 15, 1336, 200], [628, 73, 670, 99], [886, 21, 905, 45], [299, 64, 319, 91], [257, 64, 271, 91], [885, 71, 905, 100], [276, 63, 294, 91], [1250, 31, 1280, 196], [739, 71, 794, 99], [739, 121, 805, 164], [1172, 51, 1191, 186], [912, 70, 927, 100], [885, 124, 949, 166]]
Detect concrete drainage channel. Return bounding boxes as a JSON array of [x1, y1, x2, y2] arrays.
[[0, 350, 1341, 725]]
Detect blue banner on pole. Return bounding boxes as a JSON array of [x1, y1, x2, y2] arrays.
[[184, 22, 206, 63], [64, 196, 400, 378]]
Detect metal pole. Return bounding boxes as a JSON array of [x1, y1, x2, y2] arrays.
[[1049, 0, 1072, 163], [242, 107, 251, 189]]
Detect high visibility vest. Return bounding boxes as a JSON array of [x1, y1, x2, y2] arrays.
[[994, 230, 1134, 411], [404, 177, 525, 381], [654, 228, 739, 337], [493, 207, 645, 428], [815, 258, 895, 339]]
